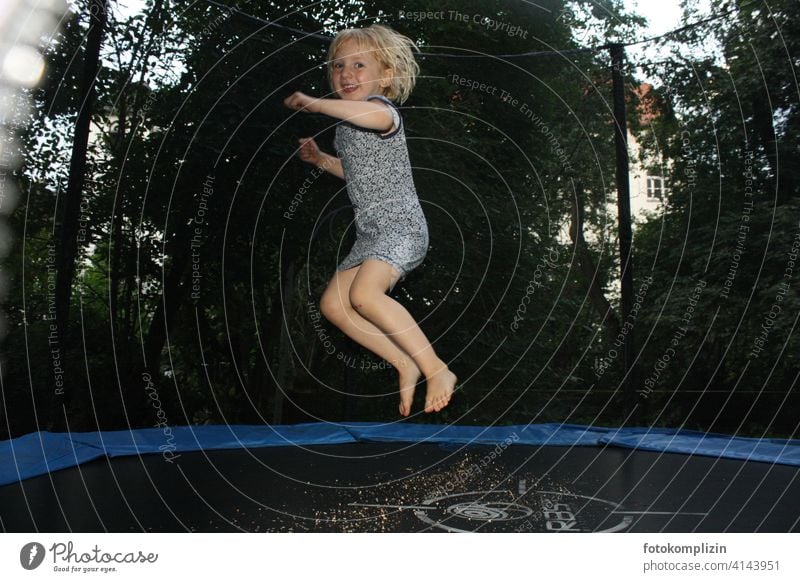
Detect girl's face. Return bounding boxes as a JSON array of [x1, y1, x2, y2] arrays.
[[331, 40, 393, 100]]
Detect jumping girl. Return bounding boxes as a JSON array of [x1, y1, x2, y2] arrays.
[[284, 24, 457, 416]]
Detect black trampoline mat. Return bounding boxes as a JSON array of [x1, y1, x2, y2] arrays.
[[1, 443, 798, 532]]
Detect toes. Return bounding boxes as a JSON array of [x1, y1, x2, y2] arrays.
[[399, 396, 413, 414], [423, 372, 456, 413], [424, 398, 449, 413], [399, 385, 415, 416]]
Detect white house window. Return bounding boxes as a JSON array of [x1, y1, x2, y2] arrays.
[[646, 176, 665, 199]]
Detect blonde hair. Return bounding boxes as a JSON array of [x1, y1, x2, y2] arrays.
[[327, 24, 420, 104]]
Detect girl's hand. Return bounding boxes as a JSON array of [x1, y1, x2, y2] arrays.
[[284, 91, 321, 113], [297, 137, 322, 165]]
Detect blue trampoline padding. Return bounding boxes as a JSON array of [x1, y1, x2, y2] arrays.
[[347, 422, 607, 446], [1, 422, 798, 486], [70, 423, 356, 456], [599, 427, 800, 467], [0, 432, 98, 486]]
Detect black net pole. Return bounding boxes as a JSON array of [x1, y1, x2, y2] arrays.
[[609, 44, 639, 422]]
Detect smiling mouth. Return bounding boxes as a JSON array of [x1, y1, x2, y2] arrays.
[[341, 84, 358, 94]]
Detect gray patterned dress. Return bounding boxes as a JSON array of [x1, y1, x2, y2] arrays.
[[333, 95, 429, 290]]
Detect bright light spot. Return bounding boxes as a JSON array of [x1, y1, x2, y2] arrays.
[[2, 45, 44, 87]]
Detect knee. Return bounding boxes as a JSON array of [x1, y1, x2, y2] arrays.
[[319, 291, 348, 324], [348, 285, 378, 314]]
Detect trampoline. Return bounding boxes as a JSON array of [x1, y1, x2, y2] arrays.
[[1, 423, 798, 533]]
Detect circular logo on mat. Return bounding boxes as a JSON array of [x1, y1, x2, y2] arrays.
[[414, 489, 633, 533], [20, 542, 46, 570]]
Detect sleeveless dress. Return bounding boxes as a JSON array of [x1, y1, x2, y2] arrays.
[[333, 95, 429, 290]]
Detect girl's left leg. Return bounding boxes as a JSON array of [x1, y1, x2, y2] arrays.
[[349, 259, 457, 413], [320, 266, 422, 416]]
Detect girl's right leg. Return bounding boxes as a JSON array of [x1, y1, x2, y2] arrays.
[[319, 267, 422, 416]]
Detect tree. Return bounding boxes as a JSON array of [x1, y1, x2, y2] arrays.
[[632, 0, 799, 435]]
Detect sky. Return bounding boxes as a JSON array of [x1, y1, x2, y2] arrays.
[[628, 0, 685, 35], [623, 0, 716, 86], [111, 0, 713, 86], [114, 1, 703, 37]]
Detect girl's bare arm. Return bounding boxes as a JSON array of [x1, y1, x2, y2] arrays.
[[316, 151, 344, 179], [285, 92, 394, 132], [297, 137, 344, 180]]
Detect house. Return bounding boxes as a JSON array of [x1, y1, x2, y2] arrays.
[[627, 83, 669, 221]]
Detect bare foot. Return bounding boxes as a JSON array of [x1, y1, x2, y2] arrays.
[[424, 367, 457, 413], [397, 360, 422, 417]]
